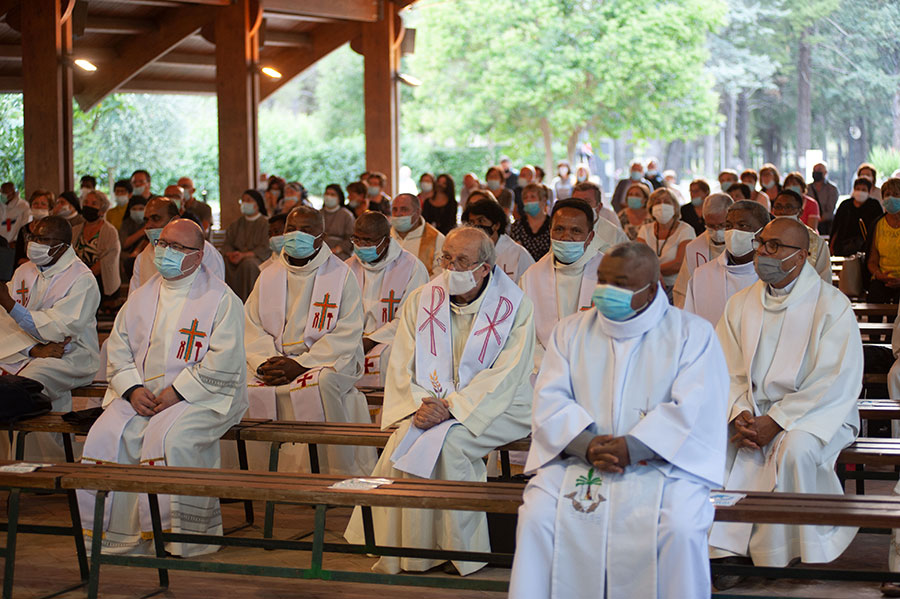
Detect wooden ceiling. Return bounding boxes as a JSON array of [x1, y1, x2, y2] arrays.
[[0, 0, 403, 110]]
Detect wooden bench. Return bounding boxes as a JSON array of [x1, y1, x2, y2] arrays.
[[854, 303, 898, 320], [859, 322, 894, 343], [859, 399, 900, 420]]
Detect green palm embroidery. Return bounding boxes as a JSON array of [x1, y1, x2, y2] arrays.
[[575, 467, 603, 501]]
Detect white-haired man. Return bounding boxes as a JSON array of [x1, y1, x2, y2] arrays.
[[672, 193, 733, 308]]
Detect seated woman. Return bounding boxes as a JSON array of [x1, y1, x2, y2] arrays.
[[509, 182, 551, 261], [422, 183, 458, 236], [682, 178, 710, 235], [52, 190, 85, 229], [858, 162, 881, 202], [783, 171, 820, 230], [321, 183, 355, 260], [759, 163, 782, 210], [15, 189, 53, 265], [118, 191, 149, 280], [617, 182, 653, 241], [867, 178, 900, 303], [636, 187, 695, 300], [72, 190, 121, 310], [223, 189, 270, 301], [830, 177, 883, 257]]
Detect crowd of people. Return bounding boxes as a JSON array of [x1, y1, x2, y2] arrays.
[[3, 155, 900, 597]]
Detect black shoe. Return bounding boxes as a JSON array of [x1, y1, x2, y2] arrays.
[[882, 582, 900, 597], [711, 556, 752, 591]]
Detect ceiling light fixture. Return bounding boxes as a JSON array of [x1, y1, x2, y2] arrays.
[[261, 66, 282, 79], [73, 58, 97, 72]]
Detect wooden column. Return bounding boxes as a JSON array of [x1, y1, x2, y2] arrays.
[[362, 1, 399, 195], [21, 0, 73, 195], [215, 0, 260, 228]]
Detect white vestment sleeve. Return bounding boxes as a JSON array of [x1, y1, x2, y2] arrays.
[[30, 273, 101, 344], [296, 273, 364, 371], [716, 298, 755, 421], [106, 309, 143, 397], [366, 261, 429, 345], [243, 277, 279, 373]]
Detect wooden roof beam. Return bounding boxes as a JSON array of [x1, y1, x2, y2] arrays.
[[0, 0, 19, 19], [74, 4, 220, 111], [83, 16, 157, 35], [259, 21, 361, 100], [261, 29, 311, 48], [261, 0, 377, 22]]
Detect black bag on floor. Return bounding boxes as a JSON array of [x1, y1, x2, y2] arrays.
[[0, 374, 52, 424]]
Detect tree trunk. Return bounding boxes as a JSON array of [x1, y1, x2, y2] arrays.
[[797, 28, 812, 170], [736, 91, 750, 168], [539, 117, 554, 177], [722, 92, 736, 169], [893, 86, 900, 150], [566, 128, 581, 165], [703, 134, 715, 178]]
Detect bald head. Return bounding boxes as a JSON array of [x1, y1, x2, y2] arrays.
[[702, 192, 733, 219], [286, 205, 324, 236], [391, 193, 421, 220], [36, 215, 72, 246], [355, 211, 391, 238], [767, 217, 810, 252], [162, 218, 204, 250], [145, 196, 179, 230]]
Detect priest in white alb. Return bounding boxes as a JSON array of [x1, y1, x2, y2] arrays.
[[344, 226, 535, 576], [346, 211, 428, 387], [244, 206, 375, 475], [709, 217, 861, 580], [672, 193, 732, 307], [461, 193, 534, 282], [510, 242, 729, 599], [78, 219, 247, 557], [684, 200, 768, 325], [519, 198, 601, 374], [0, 216, 100, 459], [129, 196, 224, 294], [571, 181, 628, 252], [389, 193, 445, 278]]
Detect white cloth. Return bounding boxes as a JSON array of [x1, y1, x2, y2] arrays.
[[495, 234, 534, 283], [391, 219, 445, 278], [519, 241, 603, 372], [78, 265, 247, 556], [0, 197, 30, 244], [510, 288, 728, 599], [672, 230, 724, 307], [709, 262, 862, 566], [244, 245, 375, 476], [593, 211, 629, 252], [638, 220, 696, 288], [129, 239, 225, 295], [683, 251, 758, 326], [344, 270, 535, 575]]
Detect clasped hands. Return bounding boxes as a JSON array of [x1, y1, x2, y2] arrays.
[[129, 385, 181, 417], [413, 396, 450, 430], [730, 410, 782, 450], [585, 435, 631, 474], [29, 336, 71, 358], [257, 356, 305, 386]]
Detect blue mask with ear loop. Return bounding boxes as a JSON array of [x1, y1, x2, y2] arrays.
[[153, 245, 195, 279], [353, 242, 382, 263], [592, 283, 651, 321]]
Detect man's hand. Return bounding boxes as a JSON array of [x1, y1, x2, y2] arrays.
[[753, 414, 783, 447], [256, 356, 305, 386], [586, 435, 630, 474], [0, 282, 14, 313], [362, 337, 378, 355], [413, 396, 450, 430], [730, 410, 759, 449], [29, 337, 71, 358], [153, 386, 182, 414], [130, 387, 157, 417]]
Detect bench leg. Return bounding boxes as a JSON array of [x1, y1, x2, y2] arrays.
[[500, 450, 511, 480], [13, 431, 27, 461], [147, 494, 170, 589], [308, 504, 327, 578], [308, 443, 320, 474], [263, 442, 282, 540], [857, 464, 866, 495], [2, 489, 21, 599], [63, 433, 75, 463], [236, 439, 254, 526], [87, 491, 107, 599], [66, 489, 90, 582], [361, 505, 376, 553]]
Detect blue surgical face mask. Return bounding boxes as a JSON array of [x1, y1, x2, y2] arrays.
[[592, 283, 651, 321], [551, 239, 586, 264], [523, 201, 541, 217], [269, 234, 285, 254], [885, 197, 900, 214], [786, 185, 803, 195], [629, 171, 642, 181], [391, 215, 414, 233], [691, 195, 704, 207], [626, 195, 643, 210], [145, 227, 162, 244], [721, 180, 733, 192], [487, 180, 502, 191], [353, 241, 382, 263], [367, 185, 380, 197], [241, 202, 257, 216], [153, 244, 193, 279], [283, 230, 320, 259]]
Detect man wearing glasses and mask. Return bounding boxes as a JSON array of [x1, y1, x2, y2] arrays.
[[0, 216, 100, 460], [709, 216, 862, 588]]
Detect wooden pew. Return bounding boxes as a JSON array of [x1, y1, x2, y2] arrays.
[[859, 399, 900, 420], [859, 322, 893, 343], [854, 303, 898, 320]]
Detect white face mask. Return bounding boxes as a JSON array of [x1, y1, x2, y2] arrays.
[[708, 228, 725, 244], [323, 194, 340, 209], [31, 208, 49, 220], [114, 194, 129, 206], [651, 203, 675, 223], [133, 185, 146, 196], [852, 190, 868, 203], [724, 228, 757, 257], [27, 241, 61, 266], [445, 263, 483, 295]]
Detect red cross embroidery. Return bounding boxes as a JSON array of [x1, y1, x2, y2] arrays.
[[177, 319, 207, 362], [312, 293, 337, 331], [296, 371, 315, 388], [380, 289, 401, 322], [15, 281, 28, 306]]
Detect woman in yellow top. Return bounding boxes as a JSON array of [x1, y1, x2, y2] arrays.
[[867, 178, 900, 303]]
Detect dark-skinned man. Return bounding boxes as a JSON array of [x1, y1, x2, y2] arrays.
[[345, 226, 535, 576], [684, 200, 769, 325], [259, 212, 287, 272], [0, 216, 99, 460], [78, 218, 247, 558], [710, 217, 862, 587], [345, 211, 428, 387], [519, 198, 600, 379], [511, 242, 728, 599], [770, 189, 831, 282], [129, 196, 224, 294], [244, 206, 375, 476]]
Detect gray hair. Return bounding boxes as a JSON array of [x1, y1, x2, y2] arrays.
[[703, 192, 733, 218], [728, 200, 770, 229], [449, 225, 496, 267], [86, 189, 110, 212], [607, 241, 660, 284]]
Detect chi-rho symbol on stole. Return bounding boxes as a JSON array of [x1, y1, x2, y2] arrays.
[[177, 318, 207, 362], [473, 296, 513, 363], [418, 286, 447, 357]]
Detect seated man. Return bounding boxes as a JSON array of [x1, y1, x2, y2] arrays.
[[130, 196, 224, 294], [510, 242, 728, 598], [709, 217, 861, 579], [390, 193, 444, 278], [770, 190, 831, 282], [571, 181, 629, 251], [684, 200, 769, 325], [260, 213, 287, 272], [344, 226, 535, 576], [672, 193, 732, 307], [462, 193, 534, 283], [78, 219, 246, 557], [245, 206, 375, 475], [346, 211, 428, 387], [519, 198, 600, 375], [0, 216, 100, 459]]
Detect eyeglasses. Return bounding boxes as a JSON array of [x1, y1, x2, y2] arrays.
[[29, 235, 66, 245], [154, 239, 201, 253], [751, 236, 805, 254], [350, 235, 386, 246], [439, 254, 479, 270]]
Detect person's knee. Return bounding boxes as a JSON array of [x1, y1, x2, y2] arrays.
[[778, 430, 820, 471], [518, 484, 557, 536]]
